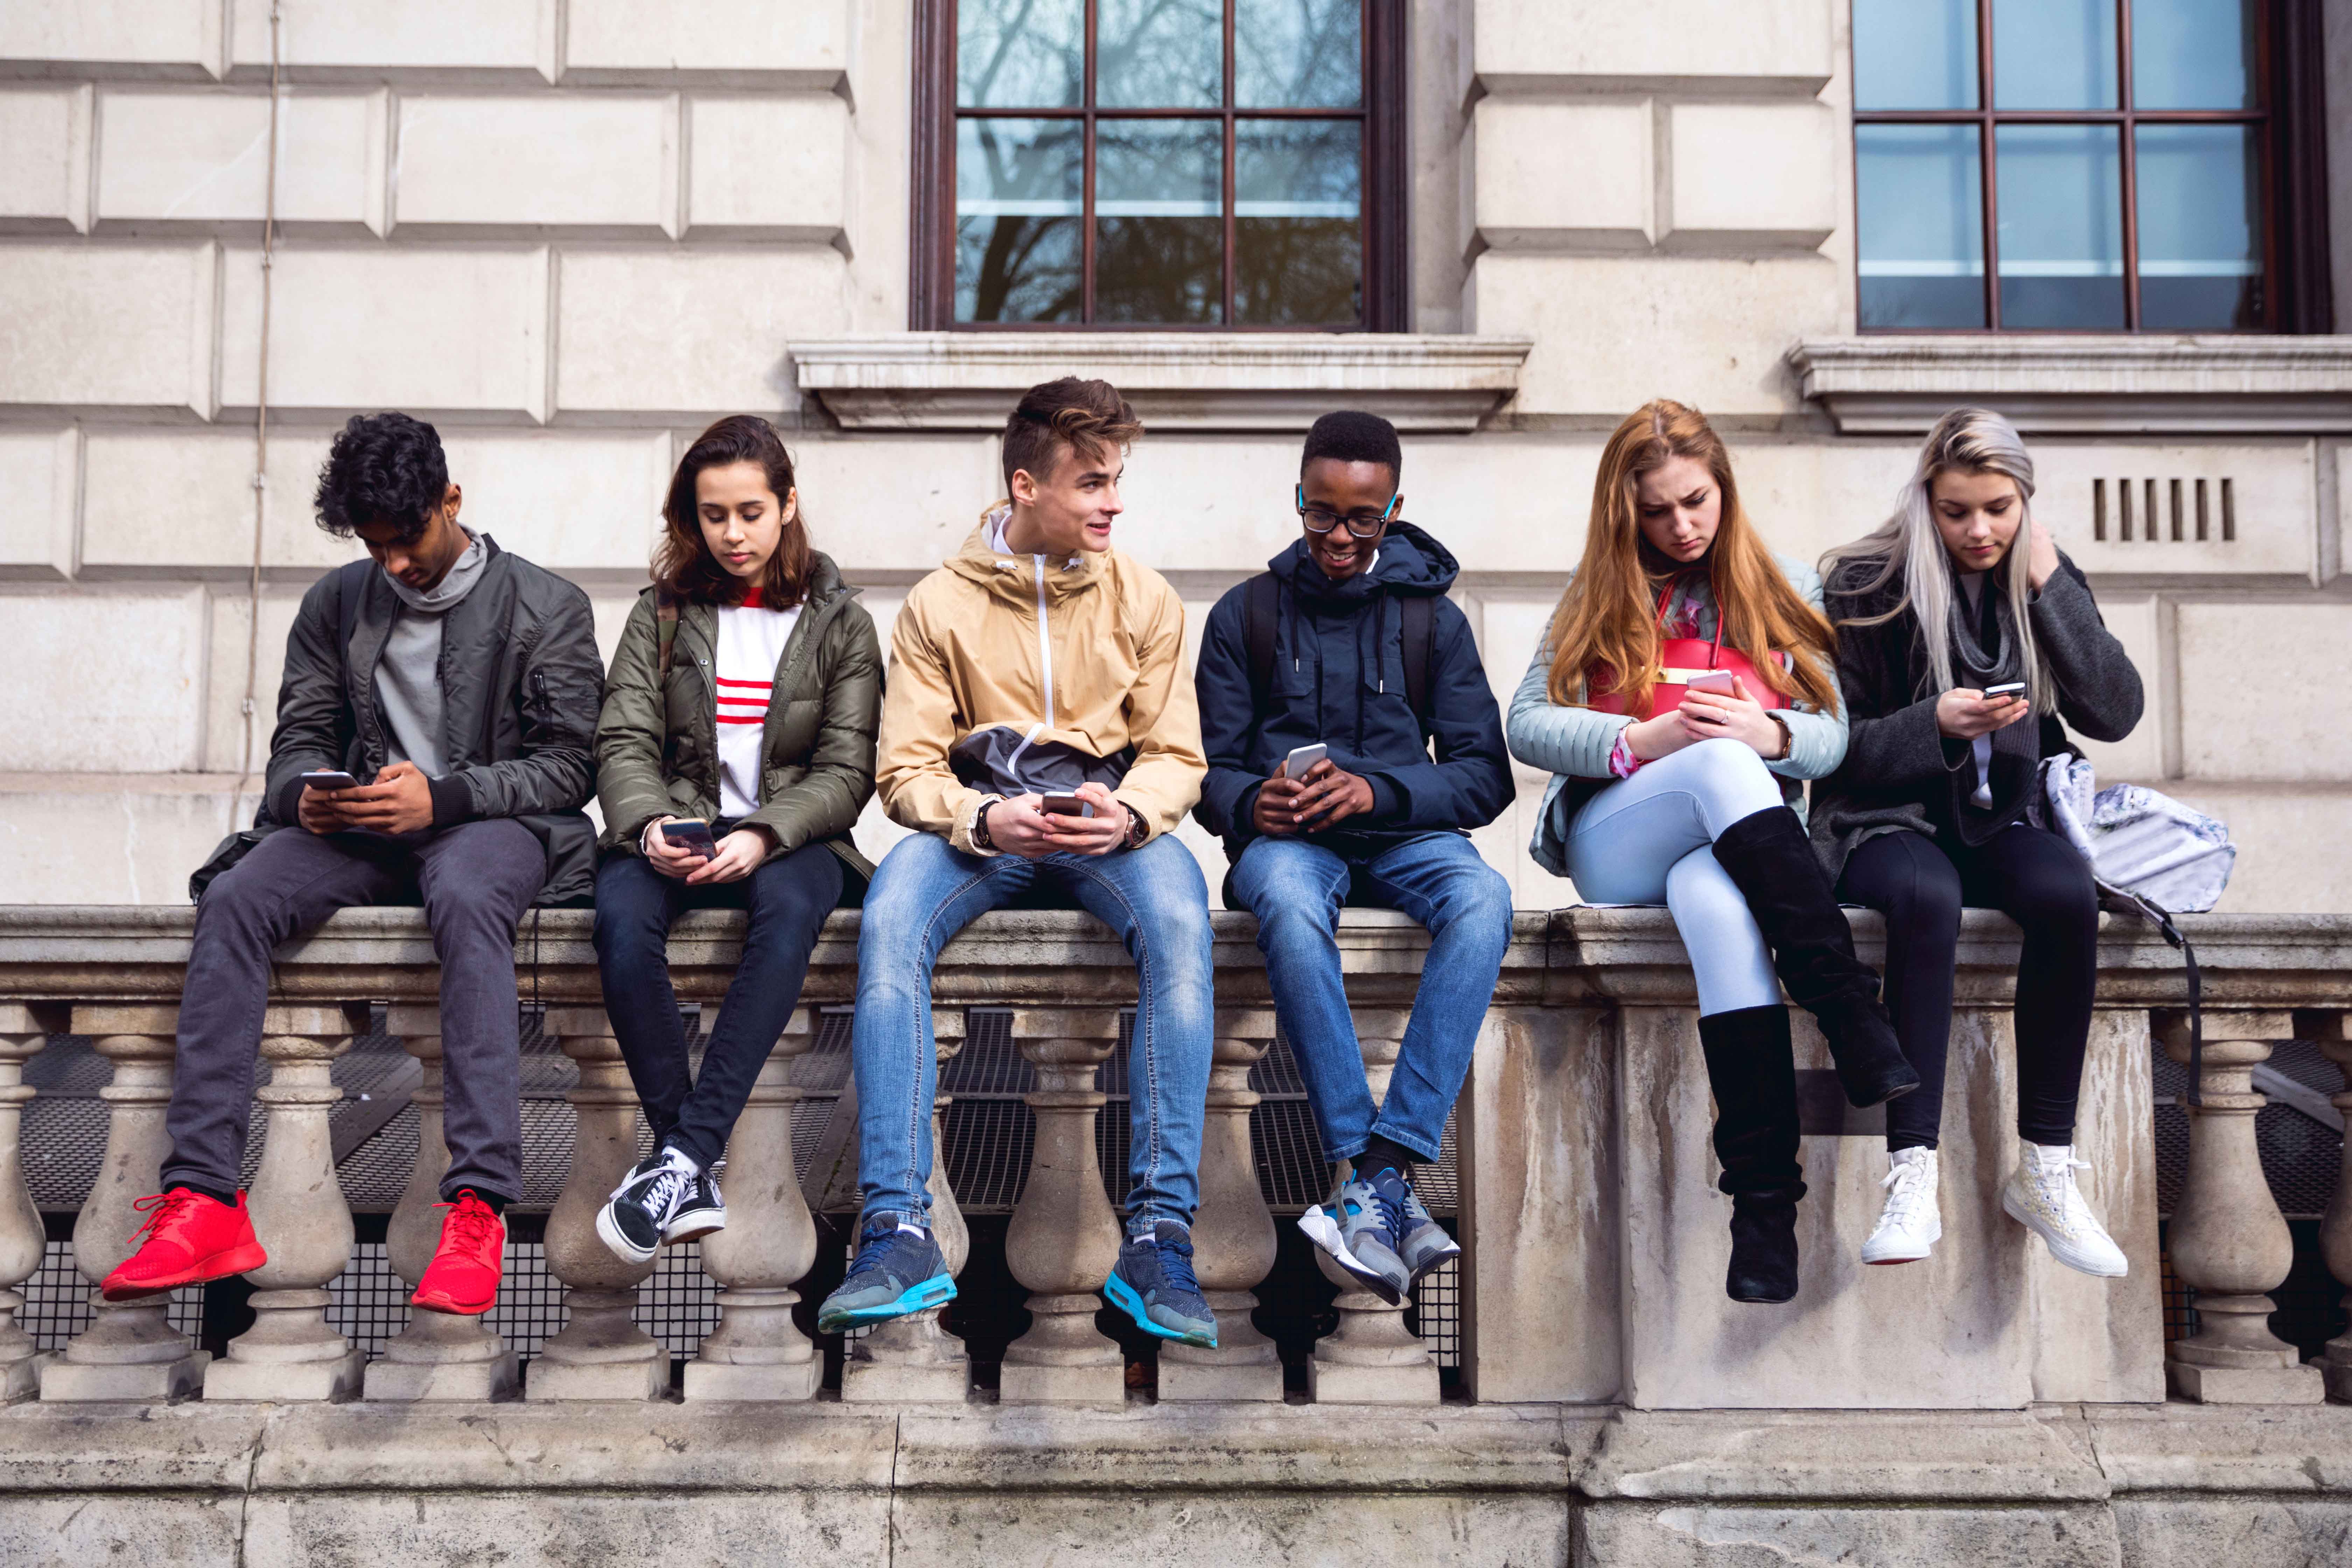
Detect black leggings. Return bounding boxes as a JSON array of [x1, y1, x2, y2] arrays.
[[1837, 824, 2099, 1152]]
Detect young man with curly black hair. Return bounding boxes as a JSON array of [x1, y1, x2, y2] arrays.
[[102, 412, 604, 1337]]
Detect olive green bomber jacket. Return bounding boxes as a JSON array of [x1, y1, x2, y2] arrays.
[[594, 551, 881, 884]]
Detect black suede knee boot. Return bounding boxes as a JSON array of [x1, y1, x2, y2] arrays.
[[1710, 806, 1920, 1108], [1698, 1004, 1804, 1304]]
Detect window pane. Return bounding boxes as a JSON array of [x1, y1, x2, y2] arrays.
[[1237, 0, 1362, 108], [958, 0, 1083, 108], [1995, 123, 2124, 328], [955, 119, 1083, 322], [1235, 119, 1361, 324], [1096, 120, 1224, 323], [1857, 125, 1985, 329], [1099, 0, 1222, 109], [1993, 0, 2118, 108], [2136, 124, 2261, 329], [1853, 0, 1979, 110], [2132, 0, 2257, 109]]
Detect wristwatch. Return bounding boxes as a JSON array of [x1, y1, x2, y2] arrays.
[[972, 802, 997, 852], [1767, 714, 1793, 761], [1122, 805, 1148, 848]]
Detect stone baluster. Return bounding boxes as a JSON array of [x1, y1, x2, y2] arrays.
[[206, 1003, 371, 1401], [2304, 1010, 2352, 1404], [999, 1007, 1125, 1405], [843, 1006, 971, 1402], [528, 1009, 667, 1400], [1161, 1008, 1283, 1402], [366, 1004, 518, 1401], [1311, 1007, 1441, 1405], [687, 1009, 821, 1400], [42, 1006, 210, 1401], [0, 1004, 60, 1401], [2157, 1011, 2324, 1404]]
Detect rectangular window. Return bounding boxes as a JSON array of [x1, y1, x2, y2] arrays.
[[1851, 0, 2322, 332], [912, 0, 1407, 330]]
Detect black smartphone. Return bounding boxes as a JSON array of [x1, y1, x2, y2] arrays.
[[302, 770, 361, 792], [1040, 793, 1093, 818], [659, 819, 719, 860]]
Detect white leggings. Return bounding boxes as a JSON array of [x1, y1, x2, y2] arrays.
[[1566, 738, 1785, 1017]]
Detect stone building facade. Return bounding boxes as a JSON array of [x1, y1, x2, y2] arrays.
[[2, 0, 2350, 912]]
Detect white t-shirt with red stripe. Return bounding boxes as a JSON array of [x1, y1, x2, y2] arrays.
[[713, 584, 801, 820]]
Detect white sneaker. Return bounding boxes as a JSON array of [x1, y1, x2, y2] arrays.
[[2001, 1142, 2128, 1278], [1861, 1147, 1941, 1265]]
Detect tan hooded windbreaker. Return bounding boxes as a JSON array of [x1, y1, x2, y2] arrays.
[[875, 509, 1206, 855]]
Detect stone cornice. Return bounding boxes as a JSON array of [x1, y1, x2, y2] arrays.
[[2, 905, 2336, 1013], [790, 334, 1533, 433], [1788, 336, 2352, 434]]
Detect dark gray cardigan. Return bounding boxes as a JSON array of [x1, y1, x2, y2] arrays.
[[1809, 549, 2143, 881]]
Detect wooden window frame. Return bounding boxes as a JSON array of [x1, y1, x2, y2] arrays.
[[909, 0, 1409, 332], [1851, 0, 2333, 334]]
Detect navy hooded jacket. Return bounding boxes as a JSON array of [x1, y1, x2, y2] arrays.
[[1193, 521, 1513, 859]]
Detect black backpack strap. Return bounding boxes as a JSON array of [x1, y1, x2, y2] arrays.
[[1400, 594, 1436, 740], [1242, 571, 1280, 712], [2116, 888, 2202, 1108]]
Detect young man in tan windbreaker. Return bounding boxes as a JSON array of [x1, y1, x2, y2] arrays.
[[817, 377, 1220, 1348]]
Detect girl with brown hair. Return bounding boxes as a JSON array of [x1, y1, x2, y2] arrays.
[[1506, 399, 1916, 1303], [589, 415, 882, 1267]]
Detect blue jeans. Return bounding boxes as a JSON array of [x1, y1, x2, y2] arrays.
[[593, 840, 844, 1172], [1226, 831, 1511, 1165], [852, 830, 1215, 1231]]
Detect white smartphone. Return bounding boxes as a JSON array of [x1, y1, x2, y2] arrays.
[[1683, 670, 1738, 696], [1982, 681, 2028, 700], [1281, 742, 1328, 778]]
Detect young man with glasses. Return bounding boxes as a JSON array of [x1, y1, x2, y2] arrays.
[[1192, 411, 1514, 1306], [815, 377, 1221, 1348]]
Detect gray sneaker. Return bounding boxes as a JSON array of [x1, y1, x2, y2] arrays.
[[1105, 1220, 1217, 1348], [1298, 1170, 1410, 1305], [1394, 1175, 1460, 1286]]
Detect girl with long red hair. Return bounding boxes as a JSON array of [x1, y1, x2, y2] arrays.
[[1506, 399, 1916, 1304]]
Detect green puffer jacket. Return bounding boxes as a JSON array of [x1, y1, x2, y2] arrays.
[[594, 551, 881, 888]]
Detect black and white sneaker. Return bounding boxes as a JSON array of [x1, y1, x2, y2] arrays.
[[664, 1168, 725, 1244], [595, 1144, 699, 1265]]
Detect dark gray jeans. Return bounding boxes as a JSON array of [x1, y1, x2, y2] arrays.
[[162, 819, 545, 1204]]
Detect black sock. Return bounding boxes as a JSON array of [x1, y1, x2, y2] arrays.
[[174, 1181, 239, 1209], [1356, 1135, 1417, 1184], [451, 1187, 508, 1217]]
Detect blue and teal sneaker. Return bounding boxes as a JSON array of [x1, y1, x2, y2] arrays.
[[1298, 1169, 1411, 1305], [816, 1218, 955, 1332], [1104, 1219, 1217, 1348]]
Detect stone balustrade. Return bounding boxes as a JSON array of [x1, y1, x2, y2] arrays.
[[0, 904, 2346, 1419]]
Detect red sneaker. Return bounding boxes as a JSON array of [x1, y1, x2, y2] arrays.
[[99, 1188, 266, 1301], [412, 1190, 505, 1315]]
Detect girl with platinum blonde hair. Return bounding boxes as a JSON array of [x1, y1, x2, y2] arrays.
[[1812, 407, 2144, 1280]]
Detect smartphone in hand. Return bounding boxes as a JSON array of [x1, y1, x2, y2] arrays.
[[1280, 742, 1328, 779], [1982, 681, 2027, 699], [659, 818, 719, 860], [302, 770, 362, 792], [1682, 671, 1739, 697], [1040, 792, 1092, 819]]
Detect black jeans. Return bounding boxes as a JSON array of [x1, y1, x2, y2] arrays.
[[1837, 824, 2100, 1151], [164, 819, 546, 1204], [592, 841, 843, 1171]]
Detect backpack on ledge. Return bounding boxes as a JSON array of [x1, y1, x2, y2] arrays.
[[2036, 755, 2236, 1106]]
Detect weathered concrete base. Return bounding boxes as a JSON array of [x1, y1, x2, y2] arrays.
[[997, 1359, 1126, 1406], [2167, 1360, 2328, 1405], [0, 1354, 49, 1404], [1158, 1345, 1286, 1402], [682, 1357, 823, 1402], [204, 1347, 366, 1404], [363, 1345, 520, 1403], [839, 1352, 972, 1404], [0, 1399, 2349, 1566], [523, 1354, 670, 1401], [1306, 1355, 1442, 1404], [2325, 1349, 2352, 1406], [38, 1347, 208, 1402]]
